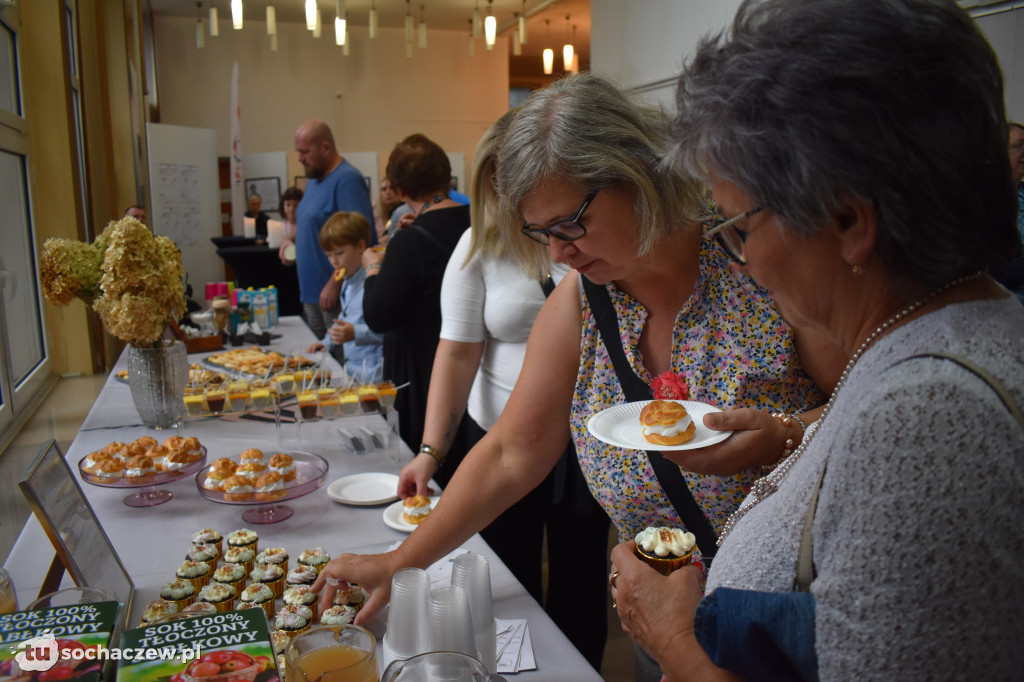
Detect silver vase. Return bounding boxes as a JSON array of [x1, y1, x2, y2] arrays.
[[126, 340, 188, 429]]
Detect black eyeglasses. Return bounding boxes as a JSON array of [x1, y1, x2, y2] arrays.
[[705, 206, 764, 264], [521, 190, 599, 245]]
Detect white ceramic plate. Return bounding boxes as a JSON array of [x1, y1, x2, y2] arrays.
[[327, 472, 400, 506], [382, 496, 440, 533], [587, 400, 733, 451]]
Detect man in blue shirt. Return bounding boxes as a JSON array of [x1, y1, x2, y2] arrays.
[[292, 119, 375, 341]]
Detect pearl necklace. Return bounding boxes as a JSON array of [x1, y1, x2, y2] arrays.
[[717, 271, 984, 546]]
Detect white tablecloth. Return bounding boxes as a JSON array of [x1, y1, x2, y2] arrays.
[[4, 318, 600, 680]]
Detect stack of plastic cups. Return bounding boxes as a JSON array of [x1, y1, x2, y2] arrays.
[[427, 585, 480, 667], [383, 567, 430, 669], [450, 552, 497, 674]]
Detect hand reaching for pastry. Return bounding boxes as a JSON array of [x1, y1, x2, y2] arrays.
[[397, 453, 439, 498]]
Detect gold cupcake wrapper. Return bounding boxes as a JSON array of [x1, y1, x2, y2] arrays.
[[164, 594, 197, 611], [262, 576, 285, 599], [276, 623, 310, 640], [241, 598, 275, 620], [204, 597, 236, 613], [228, 539, 259, 555], [214, 576, 246, 601], [635, 545, 696, 576], [177, 573, 211, 592]]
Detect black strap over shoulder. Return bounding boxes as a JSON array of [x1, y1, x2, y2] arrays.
[[580, 276, 718, 561]]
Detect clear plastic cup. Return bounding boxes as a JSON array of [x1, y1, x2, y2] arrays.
[[28, 587, 110, 610], [451, 553, 497, 674], [338, 390, 359, 415], [426, 585, 478, 659], [384, 567, 430, 664], [381, 651, 492, 682]]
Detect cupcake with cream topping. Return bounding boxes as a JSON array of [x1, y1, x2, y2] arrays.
[[255, 547, 289, 573], [282, 585, 319, 612], [181, 601, 218, 616], [633, 526, 697, 575], [274, 604, 312, 639], [239, 582, 276, 618], [285, 565, 318, 587], [160, 579, 197, 610], [332, 583, 366, 612], [212, 562, 247, 599], [175, 559, 211, 590], [141, 599, 178, 625], [296, 547, 330, 575], [224, 546, 256, 574], [250, 562, 285, 598], [196, 582, 235, 612], [319, 605, 356, 626], [192, 528, 223, 553], [227, 528, 258, 552]]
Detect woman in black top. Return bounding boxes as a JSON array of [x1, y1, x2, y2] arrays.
[[362, 134, 469, 451]]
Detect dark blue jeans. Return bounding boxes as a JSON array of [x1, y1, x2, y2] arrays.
[[694, 588, 818, 681]]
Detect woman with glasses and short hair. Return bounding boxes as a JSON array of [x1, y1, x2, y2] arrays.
[[607, 0, 1024, 679], [314, 73, 840, 679]]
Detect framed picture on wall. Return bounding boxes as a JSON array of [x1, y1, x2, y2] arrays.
[[295, 176, 309, 192], [245, 176, 281, 205]]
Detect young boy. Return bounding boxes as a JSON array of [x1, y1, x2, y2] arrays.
[[306, 212, 383, 384]]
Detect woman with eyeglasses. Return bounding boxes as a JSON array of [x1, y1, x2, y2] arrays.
[[606, 0, 1024, 679], [314, 73, 839, 676]]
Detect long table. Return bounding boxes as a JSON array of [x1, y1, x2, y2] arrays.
[[3, 317, 601, 680]]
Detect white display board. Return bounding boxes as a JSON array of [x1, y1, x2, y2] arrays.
[[146, 122, 222, 294]]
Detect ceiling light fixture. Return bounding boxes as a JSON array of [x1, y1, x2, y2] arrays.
[[369, 0, 378, 38], [467, 20, 475, 58], [266, 3, 276, 35], [270, 32, 278, 50], [562, 14, 573, 71], [484, 0, 496, 49], [334, 0, 346, 45], [419, 4, 427, 49], [209, 5, 219, 36], [313, 7, 322, 37], [512, 23, 522, 56], [231, 0, 242, 30], [519, 0, 527, 43], [195, 2, 205, 48], [472, 1, 481, 38], [542, 19, 553, 74], [343, 24, 350, 55], [405, 0, 413, 44], [305, 0, 316, 31]]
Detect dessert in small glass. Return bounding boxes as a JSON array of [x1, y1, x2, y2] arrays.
[[317, 387, 340, 418], [297, 391, 319, 421], [273, 373, 295, 395], [339, 389, 359, 415], [250, 382, 276, 410], [204, 386, 227, 414], [357, 384, 379, 413], [377, 381, 397, 409], [227, 381, 250, 412], [183, 388, 207, 415]]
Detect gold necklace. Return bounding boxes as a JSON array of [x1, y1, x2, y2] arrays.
[[717, 271, 984, 546]]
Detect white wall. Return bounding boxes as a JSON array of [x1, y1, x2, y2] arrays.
[[590, 0, 743, 111], [974, 8, 1024, 122]]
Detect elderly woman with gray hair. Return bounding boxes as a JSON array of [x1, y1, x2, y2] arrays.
[[608, 0, 1024, 679]]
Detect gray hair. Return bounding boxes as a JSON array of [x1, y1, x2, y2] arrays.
[[497, 73, 705, 278], [670, 0, 1018, 294]]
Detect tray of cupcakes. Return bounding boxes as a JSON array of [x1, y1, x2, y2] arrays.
[[194, 450, 328, 522], [78, 436, 207, 488], [141, 530, 368, 658]]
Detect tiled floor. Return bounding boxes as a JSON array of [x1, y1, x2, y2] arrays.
[[0, 375, 635, 680]]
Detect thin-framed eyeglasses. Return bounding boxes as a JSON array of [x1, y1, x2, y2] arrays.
[[705, 206, 764, 264], [521, 190, 599, 245]]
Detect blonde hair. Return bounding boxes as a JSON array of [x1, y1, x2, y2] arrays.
[[465, 108, 521, 267], [318, 211, 371, 250]]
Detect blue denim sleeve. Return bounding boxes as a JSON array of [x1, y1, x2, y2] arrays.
[[693, 587, 818, 682]]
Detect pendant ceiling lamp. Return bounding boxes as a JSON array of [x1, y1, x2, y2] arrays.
[[369, 1, 378, 38], [405, 0, 414, 44], [343, 26, 350, 55], [334, 0, 346, 45], [266, 4, 276, 35], [519, 0, 527, 43], [467, 20, 475, 58], [209, 5, 219, 36], [313, 7, 322, 37], [419, 4, 427, 49], [542, 19, 553, 74], [305, 0, 317, 30], [195, 2, 205, 48], [231, 0, 242, 30], [484, 0, 496, 50], [512, 22, 521, 56], [473, 1, 481, 38], [562, 15, 573, 71]]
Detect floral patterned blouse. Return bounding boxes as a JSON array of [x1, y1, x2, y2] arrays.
[[570, 237, 825, 547]]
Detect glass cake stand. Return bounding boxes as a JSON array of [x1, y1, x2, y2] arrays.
[[78, 448, 208, 507], [194, 451, 329, 524]]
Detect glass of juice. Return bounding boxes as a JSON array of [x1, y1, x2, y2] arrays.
[[297, 390, 319, 421], [357, 385, 379, 413], [0, 569, 17, 614], [376, 381, 397, 410], [205, 386, 227, 414], [317, 387, 340, 419], [285, 625, 377, 682]]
